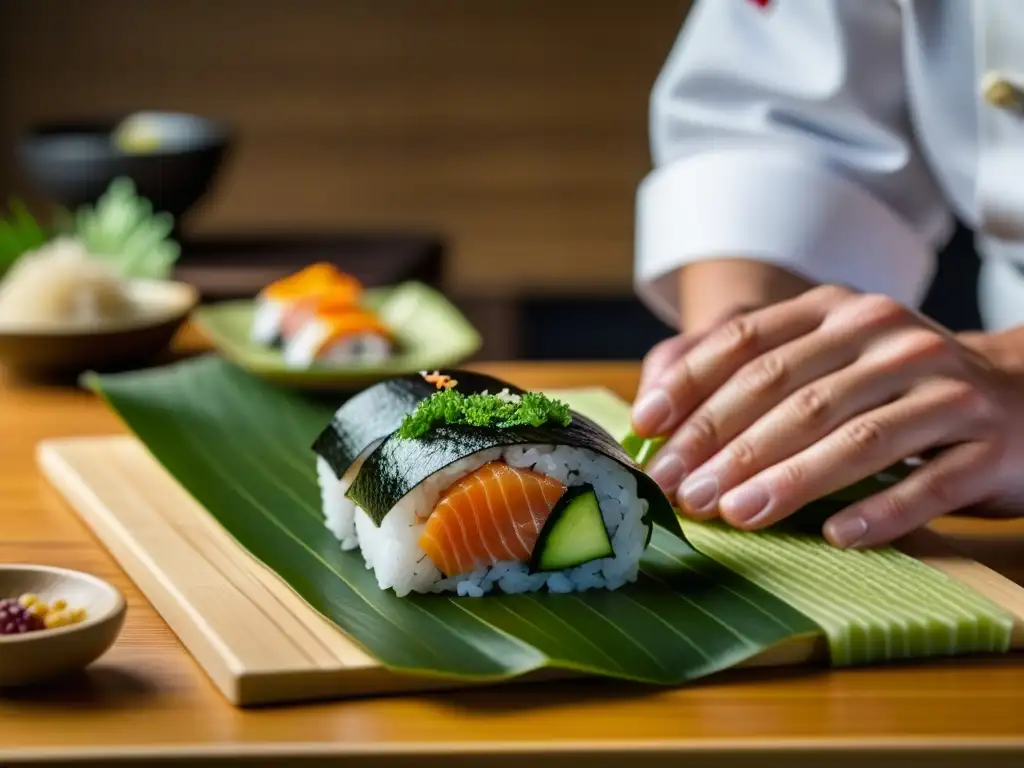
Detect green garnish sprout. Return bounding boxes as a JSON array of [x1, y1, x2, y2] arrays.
[[398, 388, 573, 439]]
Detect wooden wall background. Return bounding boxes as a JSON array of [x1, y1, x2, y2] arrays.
[[0, 0, 691, 302]]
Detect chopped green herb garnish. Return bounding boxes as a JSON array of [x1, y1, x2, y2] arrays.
[[398, 388, 573, 439]]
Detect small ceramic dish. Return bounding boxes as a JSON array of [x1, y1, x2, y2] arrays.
[[0, 278, 198, 381], [0, 565, 126, 688]]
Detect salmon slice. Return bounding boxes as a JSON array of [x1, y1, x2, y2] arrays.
[[262, 263, 362, 302], [312, 309, 393, 355], [419, 461, 567, 578], [279, 287, 365, 338]]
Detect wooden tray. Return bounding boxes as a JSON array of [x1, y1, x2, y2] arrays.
[[36, 436, 1024, 707]]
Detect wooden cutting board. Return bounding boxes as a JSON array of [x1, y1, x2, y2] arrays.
[[36, 435, 1024, 707]]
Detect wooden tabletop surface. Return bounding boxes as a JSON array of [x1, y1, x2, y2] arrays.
[[3, 337, 1024, 766]]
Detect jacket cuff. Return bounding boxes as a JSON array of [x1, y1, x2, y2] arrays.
[[634, 148, 938, 328]]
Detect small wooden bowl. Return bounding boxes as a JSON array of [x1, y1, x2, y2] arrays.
[[0, 279, 198, 382], [0, 565, 126, 688]]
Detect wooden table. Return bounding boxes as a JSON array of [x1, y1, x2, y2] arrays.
[[3, 346, 1024, 767]]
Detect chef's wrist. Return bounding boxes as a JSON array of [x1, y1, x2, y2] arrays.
[[677, 258, 817, 333]]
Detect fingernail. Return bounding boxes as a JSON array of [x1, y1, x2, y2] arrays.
[[647, 453, 686, 491], [719, 483, 771, 525], [825, 516, 868, 548], [680, 474, 719, 513], [632, 389, 673, 434]]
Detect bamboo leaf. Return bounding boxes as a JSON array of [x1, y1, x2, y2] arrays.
[[85, 357, 818, 684], [85, 357, 1013, 683]]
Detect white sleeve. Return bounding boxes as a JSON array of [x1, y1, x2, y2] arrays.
[[635, 0, 954, 327]]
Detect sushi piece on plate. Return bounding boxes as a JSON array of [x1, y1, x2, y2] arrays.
[[278, 291, 367, 345], [282, 307, 394, 369], [250, 263, 361, 347], [311, 370, 527, 550], [313, 372, 680, 596]]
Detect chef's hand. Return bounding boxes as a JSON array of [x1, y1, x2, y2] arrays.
[[631, 284, 1024, 548]]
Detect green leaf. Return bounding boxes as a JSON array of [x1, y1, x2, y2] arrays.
[[0, 198, 49, 277], [682, 520, 1014, 665], [73, 177, 180, 280], [621, 434, 666, 469], [86, 356, 818, 684]]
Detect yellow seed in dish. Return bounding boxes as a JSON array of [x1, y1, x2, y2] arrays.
[[27, 602, 49, 618], [70, 608, 88, 624], [18, 593, 39, 608], [44, 610, 71, 629], [51, 599, 67, 611]]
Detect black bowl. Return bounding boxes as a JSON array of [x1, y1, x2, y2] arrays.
[[16, 112, 232, 223]]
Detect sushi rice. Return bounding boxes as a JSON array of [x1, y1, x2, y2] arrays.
[[321, 443, 649, 597], [316, 456, 361, 551], [285, 321, 392, 368], [315, 431, 390, 550], [251, 297, 286, 345]]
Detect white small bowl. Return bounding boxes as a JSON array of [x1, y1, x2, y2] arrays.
[[0, 565, 127, 688]]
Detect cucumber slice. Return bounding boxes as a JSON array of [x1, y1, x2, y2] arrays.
[[530, 484, 613, 573]]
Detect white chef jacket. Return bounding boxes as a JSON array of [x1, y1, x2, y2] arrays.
[[635, 0, 1024, 332]]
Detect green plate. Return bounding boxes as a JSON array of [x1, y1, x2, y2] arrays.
[[192, 281, 482, 390]]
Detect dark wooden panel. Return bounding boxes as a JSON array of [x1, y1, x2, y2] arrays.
[[0, 0, 691, 295]]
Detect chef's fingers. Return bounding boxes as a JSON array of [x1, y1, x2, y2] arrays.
[[630, 285, 843, 437], [713, 378, 987, 531], [634, 301, 767, 409], [669, 325, 967, 514], [644, 325, 861, 499], [822, 441, 995, 548], [634, 334, 699, 410], [632, 307, 755, 431]]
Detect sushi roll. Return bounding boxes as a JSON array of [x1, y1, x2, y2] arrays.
[[313, 373, 680, 597], [312, 370, 521, 550], [282, 307, 394, 369], [251, 263, 361, 347]]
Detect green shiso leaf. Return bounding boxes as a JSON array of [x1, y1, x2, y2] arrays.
[[73, 177, 181, 280], [397, 387, 573, 439]]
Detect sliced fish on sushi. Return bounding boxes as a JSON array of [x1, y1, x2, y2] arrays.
[[350, 443, 652, 598], [251, 263, 362, 346], [311, 371, 526, 552], [278, 291, 365, 344], [282, 308, 394, 369], [419, 461, 566, 578]]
